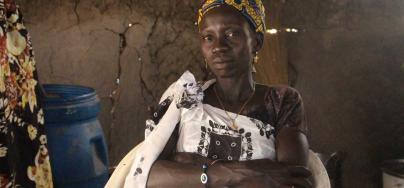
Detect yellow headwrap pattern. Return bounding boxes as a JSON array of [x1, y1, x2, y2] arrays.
[[197, 0, 266, 34]]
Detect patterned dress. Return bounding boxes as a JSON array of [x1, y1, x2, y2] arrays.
[[124, 71, 307, 188], [147, 81, 307, 162], [0, 0, 53, 187]]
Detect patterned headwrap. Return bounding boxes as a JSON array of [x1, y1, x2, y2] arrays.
[[197, 0, 266, 34]]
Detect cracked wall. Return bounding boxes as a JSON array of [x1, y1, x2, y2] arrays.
[[16, 0, 404, 187], [19, 0, 205, 165]]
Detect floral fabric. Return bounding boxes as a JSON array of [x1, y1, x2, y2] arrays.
[[0, 0, 53, 187]]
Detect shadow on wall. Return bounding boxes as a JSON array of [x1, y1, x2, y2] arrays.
[[281, 0, 404, 187]]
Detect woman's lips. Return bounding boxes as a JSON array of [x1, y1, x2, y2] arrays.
[[213, 59, 234, 69], [212, 57, 233, 63]]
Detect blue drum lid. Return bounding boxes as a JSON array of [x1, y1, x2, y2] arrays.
[[42, 84, 101, 123], [42, 84, 97, 105]]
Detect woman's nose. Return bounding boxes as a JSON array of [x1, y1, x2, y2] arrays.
[[212, 36, 229, 53]]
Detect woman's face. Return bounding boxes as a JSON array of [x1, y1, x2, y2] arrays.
[[199, 5, 261, 78]]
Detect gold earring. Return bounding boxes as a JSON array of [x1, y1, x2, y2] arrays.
[[253, 52, 259, 64], [252, 64, 257, 73]]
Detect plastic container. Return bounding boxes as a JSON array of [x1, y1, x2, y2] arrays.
[[43, 84, 109, 188]]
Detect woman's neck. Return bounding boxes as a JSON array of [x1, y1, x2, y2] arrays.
[[214, 72, 255, 104]]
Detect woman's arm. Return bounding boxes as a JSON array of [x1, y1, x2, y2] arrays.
[[148, 159, 240, 188], [147, 139, 231, 188], [146, 130, 239, 188], [148, 152, 270, 188], [147, 160, 206, 188], [233, 87, 312, 188], [148, 153, 312, 188], [147, 87, 312, 188], [232, 131, 311, 188], [274, 87, 309, 166], [274, 87, 313, 187], [276, 128, 309, 166]]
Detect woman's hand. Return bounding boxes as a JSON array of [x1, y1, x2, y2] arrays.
[[171, 153, 257, 187], [171, 153, 312, 188], [230, 159, 312, 188]]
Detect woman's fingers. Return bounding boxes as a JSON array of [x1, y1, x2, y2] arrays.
[[232, 168, 264, 177], [246, 163, 312, 188], [284, 177, 313, 188], [287, 165, 312, 178], [286, 166, 313, 188]]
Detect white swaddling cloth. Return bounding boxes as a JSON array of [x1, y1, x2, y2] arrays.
[[109, 71, 331, 188], [123, 71, 201, 188]]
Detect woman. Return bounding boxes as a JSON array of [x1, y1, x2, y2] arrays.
[[0, 0, 53, 187], [122, 0, 323, 187]]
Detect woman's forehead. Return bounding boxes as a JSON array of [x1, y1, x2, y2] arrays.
[[199, 5, 249, 31]]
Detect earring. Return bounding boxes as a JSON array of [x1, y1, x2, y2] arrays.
[[252, 64, 257, 73], [253, 52, 259, 64], [204, 59, 208, 70]]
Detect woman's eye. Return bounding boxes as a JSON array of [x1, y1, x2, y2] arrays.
[[226, 31, 238, 39], [202, 35, 213, 42]]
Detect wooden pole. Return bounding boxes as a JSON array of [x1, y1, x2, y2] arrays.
[[254, 0, 289, 85]]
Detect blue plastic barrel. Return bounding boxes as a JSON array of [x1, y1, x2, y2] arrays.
[[43, 84, 109, 188]]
